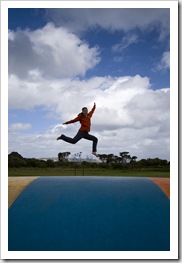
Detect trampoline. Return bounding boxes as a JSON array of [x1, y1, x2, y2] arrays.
[[8, 176, 170, 251]]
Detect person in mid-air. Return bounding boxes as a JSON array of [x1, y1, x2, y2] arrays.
[[57, 102, 98, 156]]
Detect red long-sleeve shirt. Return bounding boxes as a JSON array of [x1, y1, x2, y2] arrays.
[[65, 104, 96, 132]]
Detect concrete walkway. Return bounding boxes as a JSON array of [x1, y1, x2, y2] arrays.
[[8, 177, 39, 208], [149, 178, 170, 199]]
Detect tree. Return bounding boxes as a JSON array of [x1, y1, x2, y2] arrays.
[[46, 159, 55, 167], [97, 154, 108, 163], [98, 154, 114, 164], [9, 152, 24, 160], [113, 156, 122, 163], [130, 156, 137, 163], [58, 152, 71, 162], [107, 154, 114, 164], [8, 152, 27, 167], [119, 152, 131, 163]]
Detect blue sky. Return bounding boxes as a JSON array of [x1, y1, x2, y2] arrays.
[[8, 6, 170, 160], [8, 8, 170, 87]]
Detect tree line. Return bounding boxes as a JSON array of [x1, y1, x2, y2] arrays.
[[8, 151, 170, 170]]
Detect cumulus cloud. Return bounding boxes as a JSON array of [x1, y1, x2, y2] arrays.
[[9, 123, 32, 133], [7, 10, 170, 160], [45, 8, 169, 39], [156, 51, 170, 71], [8, 74, 170, 160], [8, 23, 100, 79], [9, 74, 149, 122]]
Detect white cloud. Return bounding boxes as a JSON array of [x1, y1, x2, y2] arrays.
[[8, 74, 170, 160], [6, 8, 171, 162], [125, 88, 170, 128], [112, 33, 139, 53], [9, 123, 32, 133], [45, 8, 169, 40], [156, 51, 170, 71], [8, 23, 100, 79]]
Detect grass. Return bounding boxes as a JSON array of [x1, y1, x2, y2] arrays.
[[8, 167, 170, 178]]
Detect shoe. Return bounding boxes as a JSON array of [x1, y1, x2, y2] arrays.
[[92, 152, 98, 157], [57, 135, 63, 140]]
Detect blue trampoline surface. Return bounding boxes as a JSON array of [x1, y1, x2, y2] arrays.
[[8, 176, 170, 251]]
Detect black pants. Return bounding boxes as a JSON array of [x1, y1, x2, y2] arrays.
[[61, 130, 98, 152]]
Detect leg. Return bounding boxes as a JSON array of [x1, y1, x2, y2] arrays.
[[84, 133, 98, 152], [58, 131, 85, 144]]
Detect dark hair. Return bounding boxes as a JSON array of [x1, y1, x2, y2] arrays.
[[78, 107, 88, 116], [82, 107, 87, 111]]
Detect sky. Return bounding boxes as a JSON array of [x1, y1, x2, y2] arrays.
[[8, 6, 171, 161]]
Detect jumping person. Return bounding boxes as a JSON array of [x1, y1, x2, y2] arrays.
[[57, 103, 98, 156]]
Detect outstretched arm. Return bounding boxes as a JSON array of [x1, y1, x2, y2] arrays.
[[88, 102, 96, 117], [63, 115, 80, 125]]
